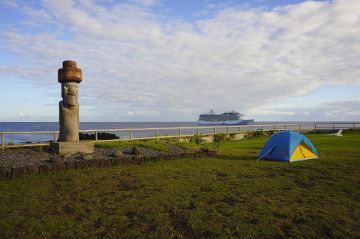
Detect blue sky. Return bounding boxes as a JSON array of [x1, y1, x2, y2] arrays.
[[0, 0, 359, 122]]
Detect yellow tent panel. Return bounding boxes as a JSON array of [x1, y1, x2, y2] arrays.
[[290, 141, 319, 161]]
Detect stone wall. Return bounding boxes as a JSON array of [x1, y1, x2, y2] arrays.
[[0, 150, 217, 181]]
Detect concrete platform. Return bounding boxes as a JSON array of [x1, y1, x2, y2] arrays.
[[50, 141, 94, 156]]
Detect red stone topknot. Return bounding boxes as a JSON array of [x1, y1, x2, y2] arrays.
[[58, 60, 82, 83]]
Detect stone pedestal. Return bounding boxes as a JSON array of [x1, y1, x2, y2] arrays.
[[50, 141, 94, 156]]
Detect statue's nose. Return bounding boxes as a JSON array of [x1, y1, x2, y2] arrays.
[[68, 88, 75, 95]]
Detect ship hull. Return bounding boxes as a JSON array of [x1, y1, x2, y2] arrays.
[[198, 119, 254, 125]]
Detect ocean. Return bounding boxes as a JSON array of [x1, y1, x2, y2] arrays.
[[0, 121, 356, 144], [0, 122, 197, 144]]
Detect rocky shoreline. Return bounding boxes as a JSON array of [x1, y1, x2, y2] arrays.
[[0, 145, 216, 180]]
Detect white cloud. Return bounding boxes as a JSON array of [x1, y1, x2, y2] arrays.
[[254, 99, 360, 121], [0, 0, 359, 121], [253, 110, 295, 116], [129, 0, 159, 7], [0, 0, 19, 8], [17, 112, 36, 119]]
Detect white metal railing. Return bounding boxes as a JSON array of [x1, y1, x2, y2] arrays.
[[1, 122, 359, 149]]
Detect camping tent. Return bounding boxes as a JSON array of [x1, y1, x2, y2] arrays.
[[258, 131, 319, 162]]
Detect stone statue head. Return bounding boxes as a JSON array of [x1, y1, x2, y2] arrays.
[[58, 60, 82, 107], [61, 82, 78, 106]]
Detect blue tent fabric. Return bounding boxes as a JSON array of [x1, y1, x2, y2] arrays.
[[258, 131, 319, 162]]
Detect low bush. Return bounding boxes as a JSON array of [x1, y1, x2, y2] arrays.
[[189, 134, 205, 145], [244, 130, 274, 139], [213, 133, 228, 150]]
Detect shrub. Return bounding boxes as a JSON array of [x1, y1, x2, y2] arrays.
[[213, 134, 228, 150], [244, 130, 274, 139], [189, 134, 205, 145]]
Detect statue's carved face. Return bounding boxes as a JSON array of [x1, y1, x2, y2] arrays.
[[61, 82, 78, 106]]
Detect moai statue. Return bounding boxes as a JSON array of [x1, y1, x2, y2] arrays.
[[58, 60, 81, 142], [51, 60, 94, 156]]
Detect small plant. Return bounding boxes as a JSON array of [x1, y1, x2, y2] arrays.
[[244, 130, 273, 139], [189, 134, 205, 145], [213, 134, 228, 150]]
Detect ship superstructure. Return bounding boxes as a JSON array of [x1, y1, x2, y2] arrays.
[[198, 110, 254, 125]]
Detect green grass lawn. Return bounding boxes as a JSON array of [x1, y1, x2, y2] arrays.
[[0, 132, 359, 238]]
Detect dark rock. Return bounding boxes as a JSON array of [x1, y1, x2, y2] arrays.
[[200, 148, 210, 152], [111, 158, 122, 166], [98, 159, 104, 167], [65, 161, 75, 170], [0, 167, 11, 180], [38, 164, 53, 174], [54, 162, 66, 171], [49, 156, 56, 163], [49, 155, 63, 163], [87, 159, 99, 167], [62, 154, 72, 161], [27, 166, 39, 174], [136, 156, 145, 164], [131, 155, 143, 164], [131, 146, 140, 155], [75, 160, 87, 169], [121, 158, 130, 164], [103, 159, 112, 167], [79, 132, 94, 140], [80, 153, 92, 161], [206, 150, 217, 156], [11, 167, 27, 178], [79, 132, 119, 140], [99, 159, 112, 167]]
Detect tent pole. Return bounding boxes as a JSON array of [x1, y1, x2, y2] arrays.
[[257, 145, 276, 161]]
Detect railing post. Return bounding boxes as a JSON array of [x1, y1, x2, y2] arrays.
[[95, 131, 98, 141], [196, 128, 199, 135], [298, 124, 301, 132], [178, 129, 182, 139], [226, 127, 229, 133], [353, 123, 355, 129], [130, 130, 133, 140], [285, 125, 287, 130], [261, 126, 264, 131], [333, 123, 335, 131], [273, 125, 276, 131], [213, 128, 216, 134], [156, 129, 159, 139], [1, 133, 4, 150], [53, 132, 57, 142], [239, 126, 241, 132], [315, 123, 317, 131]]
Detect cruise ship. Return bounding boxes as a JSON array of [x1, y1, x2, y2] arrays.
[[198, 110, 254, 125]]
